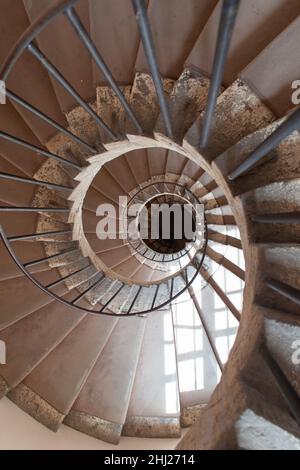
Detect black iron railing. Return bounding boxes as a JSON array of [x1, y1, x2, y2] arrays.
[[1, 0, 299, 422], [0, 0, 297, 320], [0, 223, 208, 316]]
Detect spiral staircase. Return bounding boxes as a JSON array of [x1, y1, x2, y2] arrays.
[[0, 0, 299, 450]]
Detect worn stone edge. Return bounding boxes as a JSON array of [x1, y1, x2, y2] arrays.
[[7, 383, 64, 431], [122, 416, 181, 438], [0, 375, 10, 399], [64, 409, 122, 445], [180, 404, 207, 428]]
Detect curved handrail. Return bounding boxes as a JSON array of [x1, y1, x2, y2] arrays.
[[0, 223, 207, 316], [0, 0, 221, 316], [0, 0, 79, 80]]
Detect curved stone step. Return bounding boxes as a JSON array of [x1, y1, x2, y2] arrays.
[[126, 148, 151, 184], [130, 285, 158, 314], [97, 86, 132, 143], [90, 0, 140, 86], [241, 14, 300, 117], [66, 102, 102, 152], [155, 68, 210, 143], [65, 316, 146, 444], [147, 148, 168, 178], [0, 240, 51, 282], [0, 300, 85, 397], [135, 0, 217, 79], [0, 270, 69, 330], [240, 179, 300, 244], [213, 117, 300, 196], [263, 308, 300, 399], [125, 72, 174, 136], [186, 0, 300, 87], [123, 309, 181, 438], [103, 156, 137, 195], [0, 0, 66, 144], [85, 277, 121, 307], [0, 102, 47, 177], [255, 246, 300, 316], [23, 0, 94, 113], [184, 79, 274, 163], [8, 314, 117, 431], [93, 167, 128, 203], [112, 255, 162, 285]]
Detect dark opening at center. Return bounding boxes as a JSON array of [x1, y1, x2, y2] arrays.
[[139, 195, 196, 255]]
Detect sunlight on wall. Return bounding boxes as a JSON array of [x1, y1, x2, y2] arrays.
[[162, 310, 180, 415], [171, 225, 244, 406]]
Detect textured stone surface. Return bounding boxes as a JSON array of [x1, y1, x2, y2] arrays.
[[235, 409, 300, 450], [47, 249, 81, 270], [66, 101, 103, 150], [255, 271, 299, 317], [42, 240, 79, 257], [155, 68, 210, 143], [126, 73, 174, 136], [35, 214, 71, 242], [34, 158, 74, 188], [32, 186, 67, 210], [64, 265, 97, 291], [31, 186, 69, 227], [181, 404, 207, 428], [185, 79, 275, 162], [240, 179, 300, 243], [265, 318, 300, 397], [97, 85, 131, 143], [65, 410, 122, 445], [122, 416, 181, 438], [260, 245, 300, 290], [46, 133, 86, 167], [86, 278, 121, 306], [214, 119, 300, 196], [8, 383, 64, 431], [0, 376, 9, 399]]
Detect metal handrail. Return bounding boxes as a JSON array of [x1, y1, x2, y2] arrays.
[[0, 224, 208, 316], [0, 0, 298, 422], [132, 0, 173, 139], [0, 0, 80, 80]]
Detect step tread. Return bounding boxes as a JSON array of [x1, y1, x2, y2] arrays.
[[10, 314, 117, 430], [65, 317, 146, 444]]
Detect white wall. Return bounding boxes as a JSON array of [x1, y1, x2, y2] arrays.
[[0, 398, 182, 450]]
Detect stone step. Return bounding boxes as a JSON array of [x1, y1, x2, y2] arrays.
[[123, 309, 181, 438], [8, 314, 117, 431], [65, 317, 146, 444]]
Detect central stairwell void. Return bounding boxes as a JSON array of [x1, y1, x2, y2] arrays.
[[0, 0, 300, 450]]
